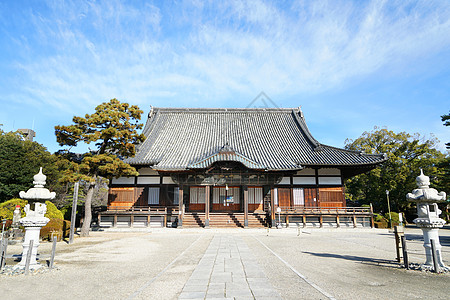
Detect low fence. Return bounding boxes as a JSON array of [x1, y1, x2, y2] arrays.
[[98, 206, 179, 228], [274, 206, 374, 228]]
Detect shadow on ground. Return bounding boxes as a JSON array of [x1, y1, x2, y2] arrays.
[[302, 251, 400, 268]]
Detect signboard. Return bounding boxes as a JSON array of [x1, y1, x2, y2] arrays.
[[226, 196, 234, 203]]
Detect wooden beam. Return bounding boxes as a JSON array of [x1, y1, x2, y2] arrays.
[[205, 185, 210, 228], [370, 203, 374, 228], [244, 186, 248, 228], [270, 187, 276, 227], [178, 186, 184, 228]]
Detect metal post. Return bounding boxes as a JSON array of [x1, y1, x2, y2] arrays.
[[69, 181, 79, 244], [49, 236, 57, 269], [0, 238, 7, 270], [431, 239, 440, 273], [401, 235, 409, 269], [386, 190, 392, 228], [24, 240, 34, 275]]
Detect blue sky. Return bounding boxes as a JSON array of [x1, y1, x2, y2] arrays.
[[0, 0, 449, 154]]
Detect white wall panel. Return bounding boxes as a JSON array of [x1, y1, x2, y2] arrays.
[[111, 177, 134, 185], [137, 177, 160, 184], [293, 177, 316, 185], [318, 177, 341, 185], [278, 177, 291, 185]]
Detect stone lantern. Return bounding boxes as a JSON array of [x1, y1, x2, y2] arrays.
[[406, 170, 448, 270], [15, 167, 56, 270]]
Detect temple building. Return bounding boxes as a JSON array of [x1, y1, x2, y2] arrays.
[[99, 107, 386, 228]]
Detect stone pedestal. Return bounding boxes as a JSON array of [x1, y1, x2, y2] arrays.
[[13, 167, 55, 270], [407, 170, 448, 271], [17, 215, 49, 269]]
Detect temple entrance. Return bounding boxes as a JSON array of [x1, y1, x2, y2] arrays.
[[189, 186, 206, 211], [212, 186, 240, 211]]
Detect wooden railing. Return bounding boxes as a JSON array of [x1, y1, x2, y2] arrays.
[[278, 206, 372, 215], [101, 206, 180, 215]]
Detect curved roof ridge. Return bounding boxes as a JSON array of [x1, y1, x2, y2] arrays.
[[320, 143, 387, 158], [152, 107, 295, 113], [291, 109, 321, 148]]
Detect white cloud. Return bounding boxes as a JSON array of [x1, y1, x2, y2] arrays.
[[1, 0, 450, 112]]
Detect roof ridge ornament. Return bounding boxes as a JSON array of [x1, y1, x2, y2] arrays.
[[219, 143, 235, 153]]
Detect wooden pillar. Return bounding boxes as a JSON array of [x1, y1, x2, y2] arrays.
[[244, 186, 249, 228], [113, 214, 117, 227], [302, 214, 306, 228], [178, 185, 184, 228], [353, 213, 357, 228], [130, 215, 134, 227], [286, 215, 289, 228], [336, 215, 340, 228], [147, 215, 150, 227], [319, 215, 323, 228], [205, 185, 210, 228], [270, 187, 276, 227], [370, 203, 374, 228]]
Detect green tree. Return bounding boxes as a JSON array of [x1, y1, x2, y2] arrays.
[[442, 111, 450, 149], [344, 127, 446, 220], [0, 130, 62, 202], [55, 99, 145, 236]]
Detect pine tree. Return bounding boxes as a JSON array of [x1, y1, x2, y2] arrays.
[[55, 99, 145, 236]]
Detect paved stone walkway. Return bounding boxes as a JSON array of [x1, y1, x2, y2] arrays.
[[179, 235, 282, 300]]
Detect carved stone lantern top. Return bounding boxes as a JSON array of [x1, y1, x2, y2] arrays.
[[407, 169, 446, 204], [19, 167, 56, 201]]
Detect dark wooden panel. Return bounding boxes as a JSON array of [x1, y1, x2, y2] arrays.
[[278, 188, 291, 208], [304, 188, 317, 207], [319, 187, 344, 207]]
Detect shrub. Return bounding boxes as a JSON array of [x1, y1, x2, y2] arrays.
[[374, 220, 388, 228], [0, 198, 27, 220], [384, 212, 400, 224], [44, 201, 64, 220], [0, 199, 64, 221], [373, 213, 386, 222], [40, 219, 71, 241]]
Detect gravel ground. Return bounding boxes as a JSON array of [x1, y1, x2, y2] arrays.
[[0, 226, 449, 300]]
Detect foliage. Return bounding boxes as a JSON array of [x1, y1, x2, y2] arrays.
[[40, 219, 71, 241], [44, 201, 64, 220], [0, 198, 28, 220], [0, 198, 64, 221], [345, 127, 447, 217], [384, 212, 400, 224], [442, 111, 450, 149], [0, 130, 64, 202], [373, 213, 386, 222], [54, 99, 145, 236]]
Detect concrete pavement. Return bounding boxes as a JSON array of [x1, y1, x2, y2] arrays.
[[179, 235, 281, 299], [0, 227, 449, 299]]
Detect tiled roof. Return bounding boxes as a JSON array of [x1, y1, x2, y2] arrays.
[[126, 107, 386, 171]]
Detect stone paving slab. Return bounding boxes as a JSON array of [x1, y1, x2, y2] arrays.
[[179, 235, 281, 299]]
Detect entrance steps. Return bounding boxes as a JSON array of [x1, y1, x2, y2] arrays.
[[182, 212, 268, 228]]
